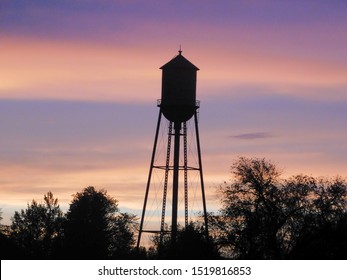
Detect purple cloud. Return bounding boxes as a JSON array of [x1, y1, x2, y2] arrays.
[[230, 132, 275, 140]]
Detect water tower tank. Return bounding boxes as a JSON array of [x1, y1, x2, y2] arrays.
[[160, 50, 199, 122]]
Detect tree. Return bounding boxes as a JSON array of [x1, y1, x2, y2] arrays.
[[108, 212, 138, 258], [64, 186, 137, 259], [10, 191, 65, 258], [289, 177, 347, 259], [210, 157, 288, 259], [210, 157, 347, 259], [149, 222, 220, 259]]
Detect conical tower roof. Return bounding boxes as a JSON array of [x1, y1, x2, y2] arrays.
[[160, 50, 199, 70]]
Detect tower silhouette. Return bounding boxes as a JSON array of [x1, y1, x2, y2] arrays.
[[137, 50, 208, 248]]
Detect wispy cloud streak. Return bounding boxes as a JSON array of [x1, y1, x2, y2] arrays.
[[230, 132, 275, 140]]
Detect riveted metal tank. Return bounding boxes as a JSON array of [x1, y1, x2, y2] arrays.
[[160, 51, 199, 123]]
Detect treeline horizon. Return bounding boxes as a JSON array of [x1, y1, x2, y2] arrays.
[[1, 157, 347, 260]]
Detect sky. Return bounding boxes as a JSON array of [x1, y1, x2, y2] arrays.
[[1, 0, 347, 227]]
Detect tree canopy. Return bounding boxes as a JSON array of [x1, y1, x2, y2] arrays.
[[210, 157, 347, 259], [10, 191, 65, 258], [64, 186, 137, 259]]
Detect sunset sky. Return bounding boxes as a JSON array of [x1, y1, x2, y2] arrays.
[[1, 0, 347, 226]]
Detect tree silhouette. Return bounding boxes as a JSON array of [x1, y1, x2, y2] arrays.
[[210, 157, 347, 259], [0, 209, 16, 259], [108, 212, 138, 258], [288, 177, 347, 259], [210, 157, 286, 259], [149, 222, 220, 259], [63, 186, 136, 259], [10, 191, 65, 258]]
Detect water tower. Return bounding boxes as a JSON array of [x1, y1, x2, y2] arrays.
[[137, 50, 208, 248]]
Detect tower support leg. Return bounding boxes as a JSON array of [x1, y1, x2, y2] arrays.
[[183, 122, 188, 228], [194, 111, 209, 240], [171, 121, 181, 244], [137, 110, 162, 248]]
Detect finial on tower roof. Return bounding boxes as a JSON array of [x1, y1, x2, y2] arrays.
[[178, 45, 182, 55]]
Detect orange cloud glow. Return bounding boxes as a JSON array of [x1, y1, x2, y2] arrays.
[[0, 37, 164, 102], [2, 36, 347, 104]]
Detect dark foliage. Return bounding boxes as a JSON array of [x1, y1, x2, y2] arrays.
[[210, 157, 347, 259], [0, 225, 26, 259], [149, 222, 220, 259], [3, 187, 137, 259], [9, 191, 65, 259], [63, 186, 136, 259], [288, 177, 347, 259]]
